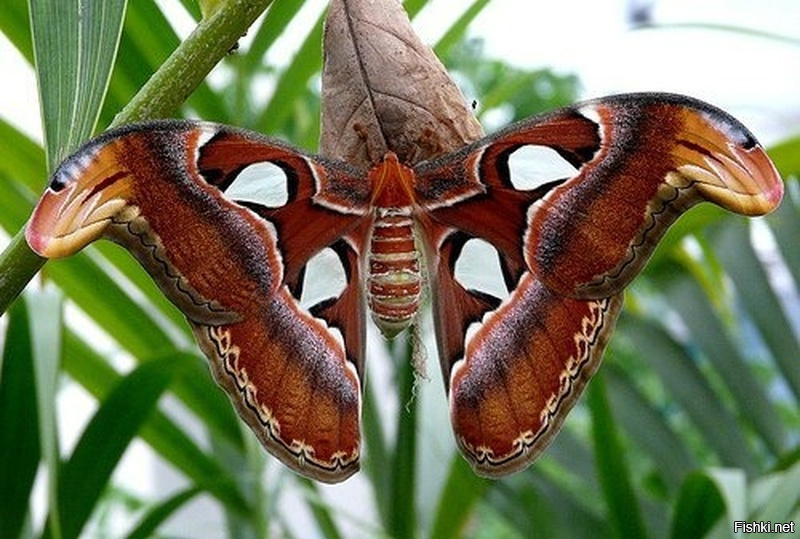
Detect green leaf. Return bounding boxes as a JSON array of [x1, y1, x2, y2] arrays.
[[177, 0, 203, 21], [46, 357, 190, 539], [0, 0, 34, 62], [106, 0, 228, 126], [43, 250, 177, 357], [296, 479, 343, 539], [617, 313, 756, 471], [240, 0, 305, 74], [0, 117, 47, 190], [124, 486, 203, 539], [61, 330, 250, 514], [665, 271, 787, 457], [588, 372, 648, 539], [117, 0, 274, 125], [403, 0, 428, 18], [255, 13, 324, 136], [489, 468, 608, 538], [670, 470, 731, 539], [362, 373, 390, 511], [707, 468, 748, 528], [138, 411, 249, 516], [28, 288, 64, 539], [768, 137, 800, 178], [429, 457, 489, 539], [768, 177, 800, 286], [541, 426, 598, 491], [387, 337, 418, 538], [43, 249, 241, 446], [29, 0, 128, 169], [93, 242, 192, 338], [0, 297, 41, 539], [102, 0, 184, 120], [170, 353, 245, 448], [605, 364, 696, 493], [646, 205, 730, 275], [1, 0, 127, 313], [712, 219, 800, 407], [433, 0, 491, 57], [749, 459, 800, 524]]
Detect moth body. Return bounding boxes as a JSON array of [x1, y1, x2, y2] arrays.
[[366, 154, 423, 337]]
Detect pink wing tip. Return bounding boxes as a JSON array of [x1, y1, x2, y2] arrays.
[[25, 215, 51, 257], [750, 145, 785, 212], [24, 181, 77, 259], [764, 172, 785, 208], [724, 142, 785, 216]]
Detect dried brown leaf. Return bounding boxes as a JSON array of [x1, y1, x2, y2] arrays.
[[319, 0, 483, 168]]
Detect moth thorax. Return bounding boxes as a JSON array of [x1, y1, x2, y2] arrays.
[[367, 207, 422, 338]]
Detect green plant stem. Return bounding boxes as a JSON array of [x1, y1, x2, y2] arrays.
[[0, 233, 47, 312], [588, 373, 647, 539], [387, 336, 418, 539], [0, 0, 274, 316]]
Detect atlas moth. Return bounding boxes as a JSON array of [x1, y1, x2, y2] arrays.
[[26, 93, 783, 482]]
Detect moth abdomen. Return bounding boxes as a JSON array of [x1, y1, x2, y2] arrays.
[[367, 210, 422, 337]]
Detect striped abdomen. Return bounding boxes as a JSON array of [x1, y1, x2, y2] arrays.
[[367, 207, 422, 337]]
